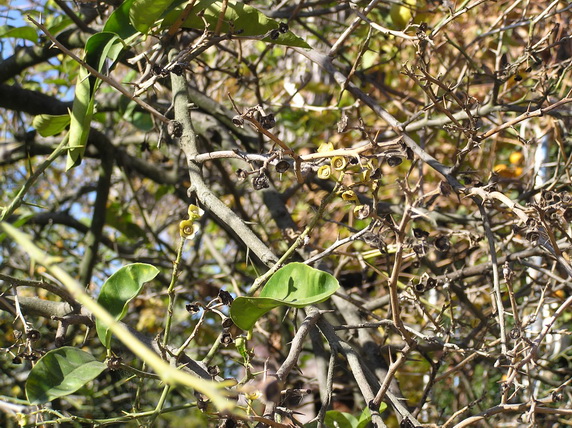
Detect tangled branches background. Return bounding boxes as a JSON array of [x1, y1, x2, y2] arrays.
[[1, 0, 571, 426]]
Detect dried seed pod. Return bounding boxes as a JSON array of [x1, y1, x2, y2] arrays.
[[168, 120, 183, 138], [353, 204, 371, 219], [207, 365, 220, 377], [252, 172, 270, 190], [186, 303, 201, 313], [260, 113, 276, 129], [232, 115, 244, 127], [275, 160, 290, 173], [218, 289, 234, 305], [170, 64, 183, 76], [221, 331, 233, 346], [236, 168, 248, 181], [107, 356, 122, 371], [222, 317, 234, 329], [27, 329, 40, 342], [413, 228, 429, 239], [387, 156, 402, 167], [434, 235, 451, 252]]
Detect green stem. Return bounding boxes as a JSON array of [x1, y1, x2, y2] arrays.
[[163, 238, 185, 348]]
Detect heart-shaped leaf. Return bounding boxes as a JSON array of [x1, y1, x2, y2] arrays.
[[26, 347, 106, 404], [96, 263, 159, 348], [230, 263, 339, 330]]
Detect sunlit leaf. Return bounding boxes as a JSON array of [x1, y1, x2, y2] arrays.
[[230, 263, 339, 330], [32, 114, 70, 137], [129, 0, 177, 33], [0, 25, 37, 42], [25, 347, 106, 404], [96, 263, 160, 348]]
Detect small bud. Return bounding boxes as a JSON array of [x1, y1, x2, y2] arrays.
[[222, 317, 234, 329], [107, 356, 122, 371], [278, 22, 289, 33], [207, 365, 220, 377], [188, 204, 204, 221], [269, 29, 280, 40]]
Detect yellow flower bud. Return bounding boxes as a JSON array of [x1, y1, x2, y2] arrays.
[[317, 165, 332, 179], [179, 219, 199, 239], [341, 190, 358, 201], [317, 142, 334, 153], [331, 156, 347, 171], [187, 204, 204, 221]]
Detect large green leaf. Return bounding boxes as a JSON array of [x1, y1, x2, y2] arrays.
[[25, 347, 106, 404], [32, 114, 70, 137], [163, 0, 310, 48], [67, 32, 124, 170], [129, 0, 177, 33], [0, 25, 38, 42], [230, 263, 339, 330], [96, 263, 159, 348], [103, 0, 138, 39]]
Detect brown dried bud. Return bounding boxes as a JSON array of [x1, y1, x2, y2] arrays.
[[236, 169, 248, 181], [27, 329, 40, 342], [434, 235, 451, 252], [218, 289, 234, 305], [252, 172, 270, 190], [221, 331, 233, 346], [168, 120, 183, 138], [222, 317, 234, 329], [387, 156, 402, 167], [260, 113, 276, 129], [207, 365, 220, 377], [232, 115, 244, 127], [269, 29, 280, 40], [278, 22, 289, 33], [275, 160, 290, 173], [186, 303, 201, 313], [107, 356, 122, 371], [413, 228, 429, 239]]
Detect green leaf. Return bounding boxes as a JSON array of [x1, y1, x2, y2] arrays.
[[103, 0, 139, 39], [96, 263, 159, 348], [25, 347, 106, 404], [32, 114, 70, 137], [67, 32, 124, 169], [356, 404, 387, 428], [129, 0, 176, 33], [0, 25, 38, 42], [163, 0, 310, 48], [230, 263, 339, 330]]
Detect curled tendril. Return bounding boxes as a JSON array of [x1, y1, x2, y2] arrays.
[[317, 165, 332, 179]]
